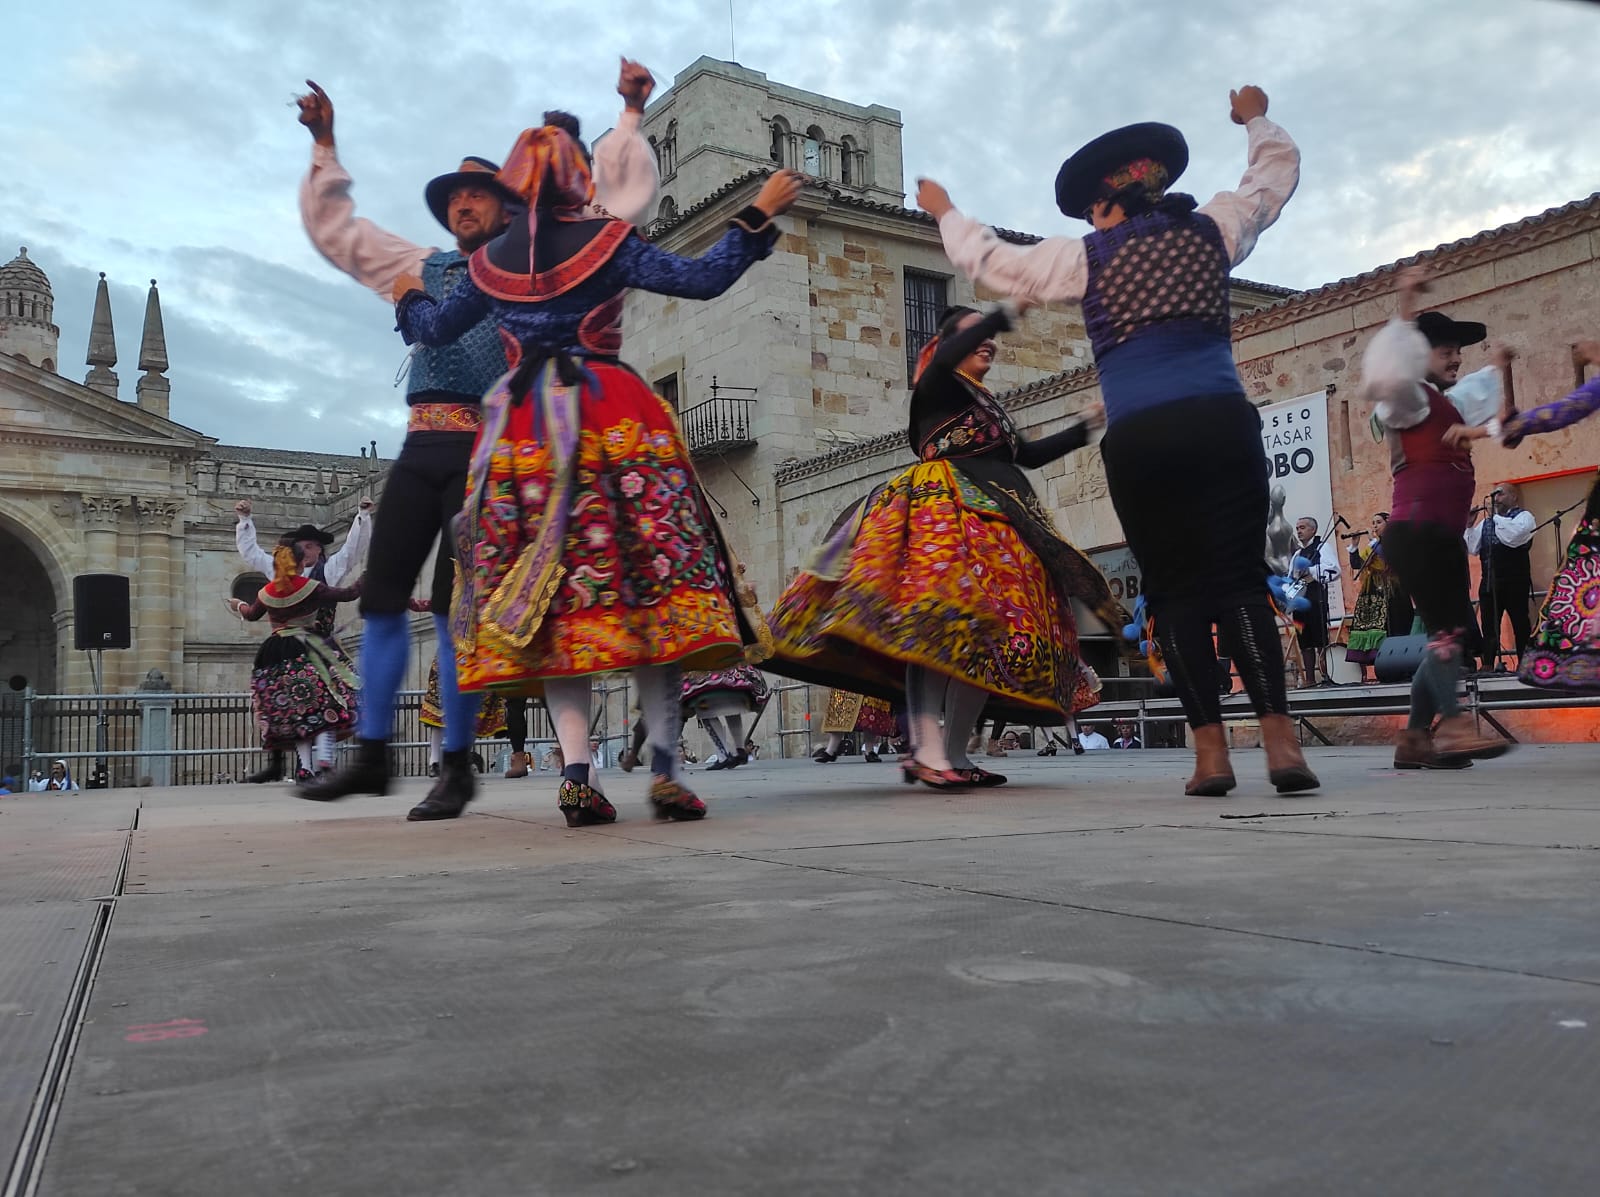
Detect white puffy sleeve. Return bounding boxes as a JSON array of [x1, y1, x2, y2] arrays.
[[1361, 317, 1433, 431]]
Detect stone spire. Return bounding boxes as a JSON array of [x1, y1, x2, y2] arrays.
[[135, 279, 170, 418], [84, 271, 119, 398]]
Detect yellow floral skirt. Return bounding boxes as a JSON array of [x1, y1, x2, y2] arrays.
[[767, 460, 1103, 722]]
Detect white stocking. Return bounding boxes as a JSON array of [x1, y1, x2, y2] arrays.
[[631, 664, 683, 780], [427, 726, 443, 766], [905, 665, 952, 771], [314, 731, 336, 769], [294, 740, 315, 773], [543, 676, 594, 779], [825, 732, 845, 755], [943, 679, 990, 770], [723, 714, 745, 753]]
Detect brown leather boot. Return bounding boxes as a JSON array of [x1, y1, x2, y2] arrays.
[[1260, 714, 1320, 794], [1184, 724, 1236, 797], [505, 751, 530, 779], [1393, 729, 1473, 770], [1432, 715, 1509, 763], [1393, 729, 1435, 769]]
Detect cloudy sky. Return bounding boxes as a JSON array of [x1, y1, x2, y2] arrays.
[[5, 0, 1597, 453]]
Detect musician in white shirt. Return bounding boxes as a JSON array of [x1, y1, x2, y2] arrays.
[[1290, 517, 1341, 685], [1464, 482, 1537, 668]]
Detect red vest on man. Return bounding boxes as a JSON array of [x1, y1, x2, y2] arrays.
[[1388, 385, 1475, 531]]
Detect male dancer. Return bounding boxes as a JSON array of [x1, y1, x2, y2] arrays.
[[293, 63, 659, 819], [234, 497, 372, 781], [1361, 267, 1512, 768]]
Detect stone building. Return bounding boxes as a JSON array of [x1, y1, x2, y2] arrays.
[[620, 57, 1288, 611], [771, 195, 1600, 741], [0, 248, 386, 706]]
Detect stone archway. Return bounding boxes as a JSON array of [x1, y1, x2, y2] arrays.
[[0, 518, 59, 777], [0, 519, 58, 695]]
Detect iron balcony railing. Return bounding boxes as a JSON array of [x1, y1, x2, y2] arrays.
[[678, 395, 756, 458]]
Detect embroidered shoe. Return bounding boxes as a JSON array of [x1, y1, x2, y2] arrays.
[[648, 778, 707, 821], [557, 779, 617, 828]]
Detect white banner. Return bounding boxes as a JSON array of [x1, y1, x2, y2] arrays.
[[1259, 391, 1334, 578]]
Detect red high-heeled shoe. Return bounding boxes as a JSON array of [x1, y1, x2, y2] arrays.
[[900, 760, 971, 790]]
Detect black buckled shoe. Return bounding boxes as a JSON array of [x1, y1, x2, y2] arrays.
[[407, 750, 477, 821], [297, 738, 389, 801], [245, 753, 285, 784], [557, 778, 618, 827]]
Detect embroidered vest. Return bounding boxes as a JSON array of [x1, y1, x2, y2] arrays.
[[1389, 386, 1475, 529], [914, 382, 1018, 463], [404, 250, 510, 404], [1081, 209, 1232, 359]]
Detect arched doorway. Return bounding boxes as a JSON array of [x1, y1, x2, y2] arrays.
[[0, 520, 59, 776]]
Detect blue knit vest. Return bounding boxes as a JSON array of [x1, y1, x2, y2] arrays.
[[403, 250, 508, 404], [1081, 209, 1241, 423]]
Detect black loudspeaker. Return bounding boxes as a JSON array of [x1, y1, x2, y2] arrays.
[[73, 574, 132, 650], [1374, 633, 1429, 683]]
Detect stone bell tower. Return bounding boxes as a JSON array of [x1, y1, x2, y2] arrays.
[[0, 247, 60, 372]]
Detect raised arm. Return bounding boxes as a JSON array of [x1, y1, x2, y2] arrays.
[[394, 273, 492, 346], [322, 499, 373, 587], [295, 81, 433, 300], [1197, 87, 1300, 267], [1014, 416, 1096, 469], [923, 177, 1088, 305], [611, 171, 799, 298], [589, 59, 661, 226], [233, 501, 275, 576]]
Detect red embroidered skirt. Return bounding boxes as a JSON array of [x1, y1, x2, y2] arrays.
[[456, 364, 747, 692], [768, 460, 1099, 721]]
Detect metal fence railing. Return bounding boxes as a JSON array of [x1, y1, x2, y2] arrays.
[[0, 689, 560, 790]]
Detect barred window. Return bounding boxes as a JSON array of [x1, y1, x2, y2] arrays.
[[903, 269, 949, 380], [656, 373, 680, 412]]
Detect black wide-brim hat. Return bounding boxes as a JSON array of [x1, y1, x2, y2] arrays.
[[424, 156, 521, 230], [1055, 122, 1190, 220], [1416, 310, 1487, 349], [282, 524, 335, 546]]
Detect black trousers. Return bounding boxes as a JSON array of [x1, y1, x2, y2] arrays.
[[360, 431, 476, 615], [1101, 394, 1287, 727], [1479, 577, 1533, 666], [1383, 520, 1477, 646]]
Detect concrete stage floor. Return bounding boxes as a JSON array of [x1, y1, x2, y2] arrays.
[[3, 746, 1598, 1195]]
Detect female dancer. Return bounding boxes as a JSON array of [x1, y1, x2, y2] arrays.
[[1497, 340, 1600, 691], [812, 690, 898, 764], [1342, 513, 1412, 680], [766, 301, 1120, 788], [230, 544, 362, 782], [918, 84, 1317, 796], [395, 124, 798, 825], [684, 665, 769, 770]]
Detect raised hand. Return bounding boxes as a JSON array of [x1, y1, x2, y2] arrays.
[[754, 169, 803, 218], [1396, 265, 1430, 321], [1229, 85, 1268, 126], [915, 177, 953, 219], [234, 499, 252, 519], [296, 80, 335, 146], [617, 58, 655, 112], [358, 497, 375, 512]]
